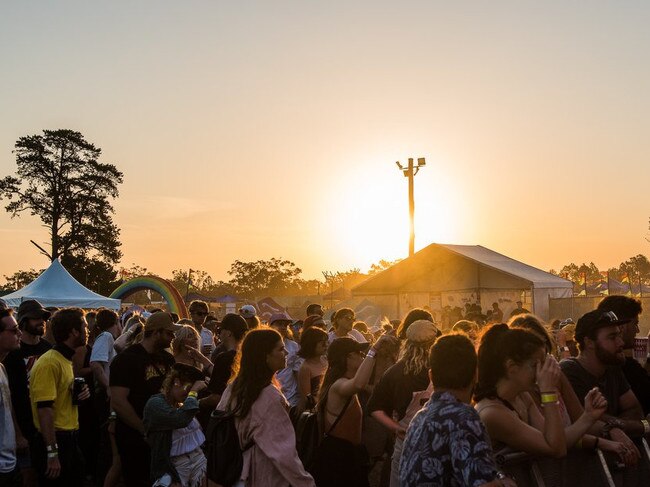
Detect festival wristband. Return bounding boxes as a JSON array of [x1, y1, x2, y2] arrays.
[[641, 419, 650, 435], [187, 391, 198, 398], [594, 437, 600, 450], [366, 349, 377, 359], [47, 452, 59, 459], [540, 392, 559, 405]]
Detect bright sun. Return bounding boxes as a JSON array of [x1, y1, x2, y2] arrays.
[[321, 156, 461, 271]]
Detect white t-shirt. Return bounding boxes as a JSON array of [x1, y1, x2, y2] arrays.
[[0, 363, 16, 473], [328, 329, 368, 345], [276, 339, 300, 407], [200, 327, 214, 355], [90, 331, 116, 380]]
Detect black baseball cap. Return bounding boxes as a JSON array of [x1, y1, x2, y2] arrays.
[[327, 337, 370, 365], [575, 310, 626, 344], [16, 300, 51, 324]]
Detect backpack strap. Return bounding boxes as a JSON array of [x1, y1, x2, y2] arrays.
[[326, 394, 354, 436]]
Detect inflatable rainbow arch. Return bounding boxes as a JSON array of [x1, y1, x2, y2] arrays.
[[110, 276, 189, 318]]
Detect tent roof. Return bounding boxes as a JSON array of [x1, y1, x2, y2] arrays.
[[353, 243, 572, 295], [2, 259, 121, 310]]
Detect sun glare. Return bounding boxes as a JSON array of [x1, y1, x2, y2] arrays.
[[321, 155, 462, 272]]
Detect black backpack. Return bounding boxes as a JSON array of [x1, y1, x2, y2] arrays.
[[206, 409, 253, 487]]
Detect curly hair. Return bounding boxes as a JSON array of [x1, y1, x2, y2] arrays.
[[400, 339, 435, 376]]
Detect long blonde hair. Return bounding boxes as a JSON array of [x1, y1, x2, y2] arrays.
[[400, 339, 436, 376]]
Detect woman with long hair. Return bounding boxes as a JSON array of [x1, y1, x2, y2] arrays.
[[367, 320, 440, 487], [474, 323, 607, 459], [143, 363, 207, 487], [310, 335, 392, 487], [217, 328, 315, 487], [296, 327, 328, 412]]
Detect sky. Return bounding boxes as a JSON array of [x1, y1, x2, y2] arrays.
[[1, 1, 650, 283]]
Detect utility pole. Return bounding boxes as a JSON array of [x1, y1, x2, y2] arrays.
[[396, 157, 426, 257]]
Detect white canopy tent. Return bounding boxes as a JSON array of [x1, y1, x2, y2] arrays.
[[352, 243, 573, 321], [1, 259, 121, 310]]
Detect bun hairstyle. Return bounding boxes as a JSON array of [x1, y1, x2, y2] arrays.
[[474, 323, 545, 402]]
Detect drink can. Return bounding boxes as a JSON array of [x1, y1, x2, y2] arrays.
[[72, 377, 86, 405]]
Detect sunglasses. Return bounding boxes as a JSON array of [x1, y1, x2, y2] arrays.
[[192, 311, 208, 316]]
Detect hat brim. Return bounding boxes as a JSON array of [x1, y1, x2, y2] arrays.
[[25, 309, 51, 321]]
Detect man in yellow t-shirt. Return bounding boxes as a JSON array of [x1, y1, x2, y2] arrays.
[[29, 308, 90, 487]]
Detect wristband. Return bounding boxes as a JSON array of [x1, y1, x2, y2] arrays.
[[541, 392, 559, 405], [47, 452, 59, 459], [187, 391, 198, 398], [576, 438, 583, 449], [594, 437, 600, 450], [366, 349, 377, 359], [46, 444, 58, 453], [642, 419, 650, 435]]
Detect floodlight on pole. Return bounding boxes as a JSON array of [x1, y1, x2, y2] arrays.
[[395, 157, 426, 257]]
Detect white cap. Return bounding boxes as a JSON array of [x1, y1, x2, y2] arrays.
[[239, 305, 257, 319]]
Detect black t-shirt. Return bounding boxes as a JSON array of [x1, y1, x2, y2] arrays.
[[622, 356, 650, 416], [208, 350, 236, 396], [560, 357, 630, 416], [2, 339, 53, 437], [367, 360, 430, 421], [109, 343, 174, 420]]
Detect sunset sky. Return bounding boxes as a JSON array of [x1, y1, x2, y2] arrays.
[[1, 2, 650, 283]]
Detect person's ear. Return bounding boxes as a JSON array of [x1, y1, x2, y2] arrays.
[[504, 358, 518, 377]]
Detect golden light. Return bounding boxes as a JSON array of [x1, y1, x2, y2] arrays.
[[319, 154, 463, 272]]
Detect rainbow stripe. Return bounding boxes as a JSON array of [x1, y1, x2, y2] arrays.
[[109, 276, 189, 318]]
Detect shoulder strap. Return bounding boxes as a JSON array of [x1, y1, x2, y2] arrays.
[[326, 394, 354, 435]]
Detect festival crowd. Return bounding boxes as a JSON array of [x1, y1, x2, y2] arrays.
[[1, 295, 650, 487]]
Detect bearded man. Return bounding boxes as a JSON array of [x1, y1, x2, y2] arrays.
[[561, 310, 649, 441]]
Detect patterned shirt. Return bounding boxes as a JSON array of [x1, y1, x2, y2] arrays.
[[399, 391, 498, 487]]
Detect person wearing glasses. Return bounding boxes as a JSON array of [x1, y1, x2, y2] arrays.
[[0, 307, 23, 487], [188, 300, 214, 357], [328, 308, 367, 345], [311, 335, 392, 486], [2, 299, 52, 484]]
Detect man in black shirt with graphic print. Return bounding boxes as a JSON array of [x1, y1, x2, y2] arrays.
[[110, 312, 178, 487]]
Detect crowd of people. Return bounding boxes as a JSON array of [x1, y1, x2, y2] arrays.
[[1, 294, 650, 487]]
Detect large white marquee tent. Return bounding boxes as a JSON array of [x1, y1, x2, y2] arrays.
[[1, 259, 120, 310], [352, 243, 573, 321]]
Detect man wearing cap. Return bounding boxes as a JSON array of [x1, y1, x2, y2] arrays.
[[201, 313, 248, 410], [561, 309, 648, 445], [188, 300, 214, 356], [239, 304, 260, 330], [0, 307, 24, 487], [2, 299, 52, 481], [269, 312, 300, 407], [110, 312, 177, 487], [29, 308, 91, 486], [597, 296, 650, 415]]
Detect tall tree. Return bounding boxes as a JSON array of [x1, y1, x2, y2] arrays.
[[0, 130, 123, 284]]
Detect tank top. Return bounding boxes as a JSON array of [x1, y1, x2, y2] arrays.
[[325, 394, 362, 445]]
